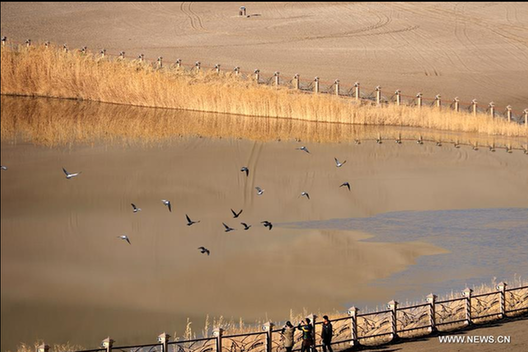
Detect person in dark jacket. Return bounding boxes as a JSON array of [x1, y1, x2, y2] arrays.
[[281, 321, 295, 352], [297, 318, 313, 352], [321, 315, 333, 352]]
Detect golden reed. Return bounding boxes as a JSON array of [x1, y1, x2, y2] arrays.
[[1, 44, 527, 138]]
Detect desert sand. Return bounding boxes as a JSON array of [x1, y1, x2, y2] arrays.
[[1, 2, 527, 111]]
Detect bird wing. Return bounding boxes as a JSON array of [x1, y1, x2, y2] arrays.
[[306, 193, 310, 199], [198, 246, 205, 250], [131, 203, 137, 210], [168, 202, 172, 212], [206, 250, 210, 255], [245, 168, 249, 177], [231, 209, 236, 217], [255, 187, 261, 191], [346, 183, 351, 191], [223, 222, 229, 229], [334, 158, 339, 165], [269, 223, 273, 230], [186, 214, 192, 223], [62, 167, 69, 176], [126, 237, 131, 244]]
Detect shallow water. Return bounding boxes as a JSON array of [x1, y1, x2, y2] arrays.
[[1, 97, 527, 351]]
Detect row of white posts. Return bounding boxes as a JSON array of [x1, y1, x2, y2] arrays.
[[33, 284, 517, 352]]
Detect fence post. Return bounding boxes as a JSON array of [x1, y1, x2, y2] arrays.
[[37, 343, 49, 352], [119, 51, 125, 60], [354, 82, 360, 101], [26, 39, 31, 47], [471, 99, 478, 116], [388, 300, 399, 340], [524, 109, 528, 126], [44, 41, 50, 49], [158, 333, 170, 352], [138, 54, 144, 62], [263, 322, 274, 352], [213, 328, 223, 352], [335, 79, 340, 96], [454, 97, 460, 112], [1, 36, 6, 47], [80, 46, 87, 54], [100, 49, 106, 58], [307, 314, 317, 348], [274, 71, 280, 87], [294, 74, 300, 89], [489, 102, 495, 118], [63, 44, 68, 52], [376, 86, 382, 105], [215, 64, 221, 74], [195, 61, 201, 71], [506, 106, 512, 122], [157, 57, 163, 69], [176, 59, 182, 69], [234, 66, 240, 76], [426, 294, 437, 333], [102, 337, 114, 352], [254, 69, 260, 82], [347, 307, 360, 347], [497, 282, 507, 318], [463, 288, 473, 325], [435, 94, 441, 108], [314, 77, 320, 94], [395, 90, 401, 106], [417, 93, 423, 108]]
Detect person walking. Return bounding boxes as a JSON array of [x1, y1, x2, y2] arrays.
[[321, 315, 333, 352], [297, 318, 314, 352], [281, 321, 295, 352]]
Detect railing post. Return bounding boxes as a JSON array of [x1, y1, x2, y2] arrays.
[[100, 49, 106, 58], [435, 94, 441, 108], [157, 57, 163, 69], [307, 314, 317, 349], [354, 82, 360, 101], [388, 300, 399, 340], [376, 86, 382, 105], [471, 99, 478, 116], [395, 90, 401, 106], [158, 332, 170, 352], [215, 64, 221, 74], [26, 39, 32, 47], [347, 307, 360, 347], [138, 54, 144, 62], [463, 288, 473, 325], [497, 282, 507, 318], [489, 102, 495, 118], [37, 343, 49, 352], [234, 66, 240, 76], [454, 97, 460, 112], [119, 51, 125, 60], [195, 61, 201, 71], [80, 46, 87, 54], [335, 79, 340, 96], [1, 36, 6, 47], [314, 77, 320, 94], [426, 294, 437, 333], [263, 322, 274, 352], [176, 59, 182, 69], [294, 74, 300, 89], [524, 109, 528, 126], [274, 71, 280, 87], [254, 69, 260, 82], [102, 337, 114, 352], [44, 41, 50, 49], [417, 93, 423, 108], [213, 328, 223, 352], [506, 105, 512, 122], [63, 43, 68, 52]]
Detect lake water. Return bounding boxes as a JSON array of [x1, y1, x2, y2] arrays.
[[1, 97, 527, 351]]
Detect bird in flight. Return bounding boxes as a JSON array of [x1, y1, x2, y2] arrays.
[[231, 209, 243, 218], [1, 165, 7, 171], [241, 222, 252, 230], [131, 203, 141, 213], [118, 235, 131, 245], [255, 187, 265, 195], [240, 167, 249, 177], [186, 214, 200, 226], [161, 199, 172, 212], [300, 192, 310, 200], [62, 167, 81, 179], [261, 221, 273, 230], [296, 146, 310, 154], [223, 222, 235, 232], [334, 158, 346, 167], [340, 182, 351, 191], [198, 247, 210, 255]]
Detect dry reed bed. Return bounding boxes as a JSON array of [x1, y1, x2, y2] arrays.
[[2, 96, 527, 150], [1, 45, 527, 139]]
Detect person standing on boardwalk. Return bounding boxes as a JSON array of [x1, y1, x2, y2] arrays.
[[281, 321, 295, 352], [297, 318, 314, 352], [321, 315, 333, 352]]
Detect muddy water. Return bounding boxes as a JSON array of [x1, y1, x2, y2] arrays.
[[1, 97, 527, 351]]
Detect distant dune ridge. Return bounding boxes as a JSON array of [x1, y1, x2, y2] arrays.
[[1, 44, 526, 138]]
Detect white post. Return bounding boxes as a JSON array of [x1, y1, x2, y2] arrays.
[[215, 64, 221, 74], [274, 71, 280, 86], [524, 109, 528, 126], [376, 86, 382, 105], [395, 90, 401, 106], [454, 97, 460, 112], [472, 99, 478, 116], [347, 307, 359, 347], [463, 288, 473, 325], [497, 282, 507, 318], [44, 41, 50, 49], [435, 94, 441, 108], [354, 82, 360, 101], [314, 77, 320, 94], [489, 102, 495, 118], [119, 51, 125, 60], [138, 54, 144, 62], [506, 105, 512, 122], [426, 294, 437, 333], [100, 49, 106, 58], [417, 93, 423, 108], [1, 36, 6, 47], [335, 79, 340, 96], [25, 39, 31, 47], [157, 57, 163, 69], [176, 59, 182, 69], [263, 322, 274, 352], [37, 344, 49, 352], [213, 328, 223, 352], [195, 61, 201, 71], [234, 66, 240, 76], [254, 69, 260, 82], [388, 300, 399, 340], [102, 337, 114, 352], [158, 333, 170, 352], [63, 43, 68, 52], [294, 74, 300, 89]]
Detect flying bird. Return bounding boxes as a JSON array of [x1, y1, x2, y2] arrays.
[[241, 222, 252, 230], [231, 209, 243, 218], [1, 165, 7, 171], [261, 221, 273, 230], [223, 222, 235, 232], [162, 199, 172, 212], [334, 158, 346, 168], [62, 167, 81, 179], [255, 187, 265, 195], [340, 182, 351, 191], [131, 203, 141, 213], [240, 167, 249, 177], [186, 214, 200, 226], [296, 146, 310, 154], [118, 235, 131, 245], [300, 192, 310, 200], [198, 247, 210, 255]]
